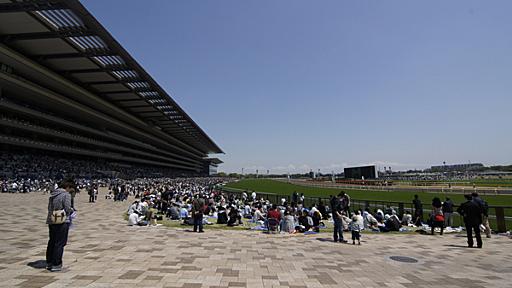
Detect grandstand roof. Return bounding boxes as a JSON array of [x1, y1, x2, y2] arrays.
[[206, 158, 224, 165], [0, 0, 223, 154]]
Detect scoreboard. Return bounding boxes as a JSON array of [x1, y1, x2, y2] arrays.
[[344, 165, 378, 179]]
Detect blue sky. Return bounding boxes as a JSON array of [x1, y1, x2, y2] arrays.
[[82, 0, 512, 174]]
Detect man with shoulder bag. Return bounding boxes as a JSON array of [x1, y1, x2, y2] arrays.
[[192, 194, 205, 233], [46, 178, 75, 272]]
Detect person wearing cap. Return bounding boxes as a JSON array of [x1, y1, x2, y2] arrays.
[[457, 194, 483, 248]]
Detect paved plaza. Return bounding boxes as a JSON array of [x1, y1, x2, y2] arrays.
[[0, 192, 510, 288]]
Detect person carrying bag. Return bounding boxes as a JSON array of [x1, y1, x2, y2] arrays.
[[46, 178, 75, 272]]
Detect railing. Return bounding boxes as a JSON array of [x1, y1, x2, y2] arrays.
[[217, 185, 511, 232]]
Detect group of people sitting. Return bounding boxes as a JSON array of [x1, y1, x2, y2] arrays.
[[122, 183, 391, 236], [125, 178, 226, 226], [122, 179, 494, 248]]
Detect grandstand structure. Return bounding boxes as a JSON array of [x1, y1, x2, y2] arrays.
[[0, 0, 222, 177]]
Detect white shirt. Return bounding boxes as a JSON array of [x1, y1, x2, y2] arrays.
[[128, 213, 139, 226], [355, 214, 364, 229]]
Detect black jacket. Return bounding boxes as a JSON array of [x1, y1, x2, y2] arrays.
[[457, 200, 482, 226], [442, 200, 454, 213]]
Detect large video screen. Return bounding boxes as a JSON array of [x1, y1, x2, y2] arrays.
[[344, 165, 377, 179]]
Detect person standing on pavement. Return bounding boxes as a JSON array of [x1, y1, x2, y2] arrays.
[[442, 197, 454, 227], [412, 195, 423, 226], [192, 194, 205, 233], [457, 194, 483, 248], [46, 178, 75, 272], [93, 184, 98, 202], [70, 186, 77, 210], [333, 194, 347, 243], [471, 192, 491, 238], [87, 184, 95, 203]]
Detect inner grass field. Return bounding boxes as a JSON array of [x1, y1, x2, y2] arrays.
[[225, 179, 512, 207]]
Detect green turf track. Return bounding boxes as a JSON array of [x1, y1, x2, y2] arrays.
[[225, 179, 512, 207]]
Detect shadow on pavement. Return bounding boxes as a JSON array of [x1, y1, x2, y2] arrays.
[[27, 260, 47, 269], [443, 244, 471, 249], [316, 237, 334, 242]]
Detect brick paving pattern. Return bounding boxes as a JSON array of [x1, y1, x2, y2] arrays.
[[0, 192, 510, 288]]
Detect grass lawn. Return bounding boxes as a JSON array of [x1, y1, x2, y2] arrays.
[[225, 179, 512, 206], [152, 215, 419, 235], [124, 212, 421, 235]]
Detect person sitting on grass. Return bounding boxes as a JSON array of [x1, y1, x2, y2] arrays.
[[243, 203, 252, 219], [127, 197, 143, 226], [363, 209, 379, 230], [379, 214, 401, 232], [267, 205, 281, 222], [296, 210, 313, 233], [401, 210, 413, 226], [179, 204, 190, 221], [217, 205, 228, 224], [227, 205, 243, 226], [281, 208, 296, 233], [253, 206, 265, 223], [385, 206, 396, 216], [375, 209, 385, 223], [311, 210, 322, 232], [167, 203, 180, 220]]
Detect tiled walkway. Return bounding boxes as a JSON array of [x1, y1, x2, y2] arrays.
[[0, 192, 510, 288]]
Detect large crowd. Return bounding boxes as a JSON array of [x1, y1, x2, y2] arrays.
[[0, 150, 200, 193], [0, 153, 495, 272], [0, 166, 494, 272], [1, 156, 492, 247], [119, 178, 493, 247]]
